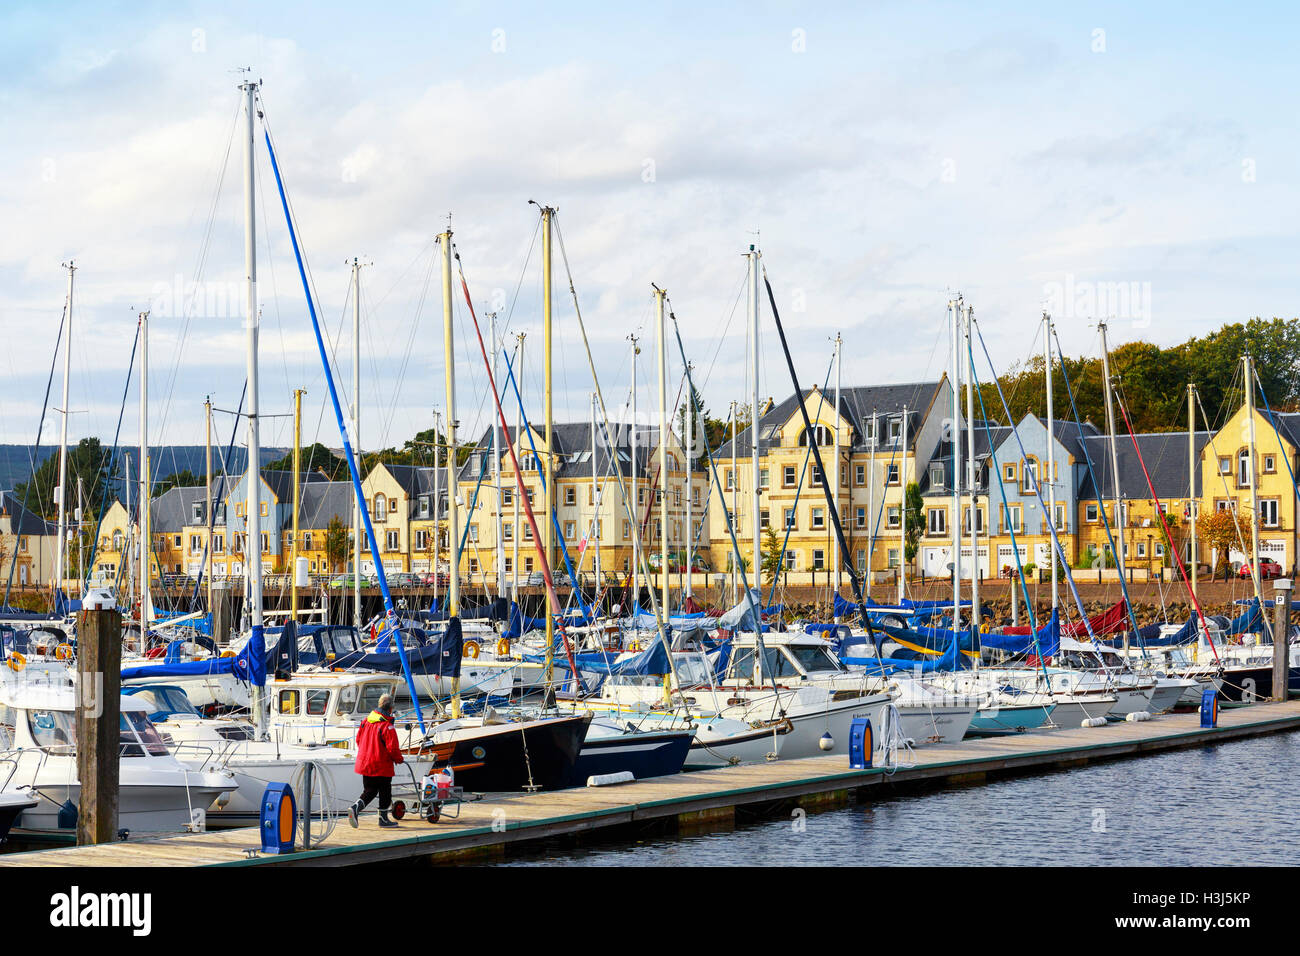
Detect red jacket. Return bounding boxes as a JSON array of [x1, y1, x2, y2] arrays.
[[355, 709, 404, 777]]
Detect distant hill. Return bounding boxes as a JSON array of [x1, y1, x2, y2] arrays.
[[0, 444, 290, 497]]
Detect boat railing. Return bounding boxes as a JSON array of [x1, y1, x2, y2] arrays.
[[168, 740, 222, 771], [0, 747, 51, 790]]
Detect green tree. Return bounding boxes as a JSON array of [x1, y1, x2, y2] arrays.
[[760, 526, 783, 586], [152, 468, 206, 496], [324, 514, 349, 573], [265, 443, 348, 480], [903, 481, 923, 564], [14, 437, 113, 522]]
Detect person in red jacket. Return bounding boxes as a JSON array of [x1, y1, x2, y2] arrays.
[[347, 694, 405, 828]]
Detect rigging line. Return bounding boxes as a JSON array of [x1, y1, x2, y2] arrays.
[[3, 302, 68, 608], [1050, 325, 1145, 650], [187, 381, 248, 611], [757, 268, 876, 640], [451, 243, 581, 684], [1112, 385, 1220, 662], [549, 213, 678, 655]]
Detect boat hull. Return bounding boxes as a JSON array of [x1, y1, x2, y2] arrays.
[[566, 728, 693, 786], [967, 702, 1055, 736], [425, 714, 591, 792]]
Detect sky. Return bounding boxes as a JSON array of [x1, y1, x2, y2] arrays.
[[1, 1, 1296, 460]]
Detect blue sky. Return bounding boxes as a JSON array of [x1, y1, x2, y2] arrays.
[[1, 1, 1296, 454]]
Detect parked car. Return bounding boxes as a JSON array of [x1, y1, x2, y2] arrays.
[[384, 572, 419, 589], [328, 573, 371, 589], [1239, 557, 1284, 580]]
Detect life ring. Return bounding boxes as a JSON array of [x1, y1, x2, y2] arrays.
[[495, 638, 511, 658], [7, 652, 25, 672], [220, 650, 236, 658], [462, 640, 481, 659], [54, 643, 73, 660]]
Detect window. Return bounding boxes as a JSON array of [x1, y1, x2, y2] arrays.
[[260, 532, 269, 553], [189, 534, 202, 552], [1003, 462, 1016, 483], [260, 502, 268, 517], [192, 502, 204, 522], [783, 508, 796, 530], [855, 464, 866, 485], [637, 488, 646, 505], [783, 466, 796, 487], [1264, 454, 1277, 474], [469, 558, 479, 574], [564, 521, 576, 540], [1003, 505, 1022, 532], [1218, 456, 1231, 475], [886, 464, 900, 485], [502, 523, 513, 542], [173, 534, 182, 548], [502, 488, 513, 506], [810, 465, 823, 485], [564, 487, 576, 506], [1085, 503, 1099, 523], [305, 690, 330, 717], [278, 691, 300, 715], [855, 507, 866, 529], [929, 463, 943, 489], [302, 532, 313, 550], [888, 419, 901, 443], [418, 496, 431, 518], [1261, 499, 1280, 528], [373, 494, 387, 520], [1238, 450, 1251, 487], [963, 507, 984, 534], [1022, 460, 1038, 494], [467, 524, 479, 542], [523, 524, 534, 541], [622, 520, 631, 539], [811, 507, 825, 529], [863, 418, 876, 446], [783, 550, 797, 570], [928, 508, 946, 535], [1137, 540, 1147, 558], [1054, 504, 1066, 531], [760, 510, 771, 530], [213, 534, 224, 554], [887, 547, 900, 568], [812, 549, 825, 570], [385, 530, 399, 551], [759, 468, 770, 489], [800, 425, 833, 447], [504, 557, 513, 573], [856, 549, 866, 573], [887, 505, 900, 529], [415, 529, 429, 551], [524, 557, 534, 572]]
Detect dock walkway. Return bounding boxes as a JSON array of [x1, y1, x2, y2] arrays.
[[5, 699, 1298, 867]]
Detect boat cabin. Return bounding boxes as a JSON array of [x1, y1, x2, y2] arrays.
[[724, 633, 846, 686], [268, 672, 402, 745]]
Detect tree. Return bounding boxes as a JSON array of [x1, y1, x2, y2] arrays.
[[1196, 507, 1251, 576], [265, 443, 347, 480], [903, 482, 923, 564], [14, 437, 114, 522], [152, 468, 205, 496], [324, 514, 349, 573], [760, 526, 783, 586]]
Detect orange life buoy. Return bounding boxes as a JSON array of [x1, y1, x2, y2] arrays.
[[54, 643, 73, 660], [7, 651, 26, 672], [495, 638, 511, 658], [462, 640, 481, 659]]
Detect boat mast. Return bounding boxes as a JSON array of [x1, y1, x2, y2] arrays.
[[240, 78, 265, 737], [965, 304, 980, 634], [1188, 383, 1197, 603], [350, 256, 362, 633], [513, 333, 524, 603], [205, 396, 213, 622], [439, 230, 460, 624], [1044, 312, 1057, 612], [833, 332, 842, 611], [746, 245, 761, 596], [290, 388, 302, 623], [541, 205, 555, 692], [1244, 353, 1263, 606], [590, 392, 599, 584], [1099, 320, 1125, 581], [54, 261, 74, 605], [491, 313, 504, 600], [899, 404, 908, 604], [139, 309, 151, 625], [950, 298, 962, 625], [654, 284, 669, 617], [684, 364, 693, 602], [867, 409, 877, 603], [630, 334, 639, 614], [730, 399, 737, 600], [432, 407, 440, 607]]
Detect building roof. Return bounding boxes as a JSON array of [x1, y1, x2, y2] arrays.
[[457, 423, 676, 483], [295, 481, 356, 531], [1076, 431, 1212, 501], [715, 380, 945, 458], [0, 490, 57, 536], [919, 425, 1014, 496], [148, 477, 237, 533]]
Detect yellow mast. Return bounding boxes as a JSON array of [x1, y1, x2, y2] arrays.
[[439, 227, 462, 718], [205, 396, 213, 623], [542, 205, 555, 697], [290, 388, 303, 621]]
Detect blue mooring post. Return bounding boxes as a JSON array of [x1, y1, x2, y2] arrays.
[[1199, 687, 1219, 729], [260, 782, 297, 855], [849, 717, 873, 770]]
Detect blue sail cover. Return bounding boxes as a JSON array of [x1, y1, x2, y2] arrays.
[[419, 597, 507, 623], [120, 631, 266, 685], [878, 622, 980, 657], [841, 628, 963, 674], [978, 609, 1060, 658], [1226, 599, 1263, 635], [532, 637, 671, 678], [632, 605, 718, 630]]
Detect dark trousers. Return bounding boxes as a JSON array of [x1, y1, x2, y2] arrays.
[[358, 775, 393, 811]]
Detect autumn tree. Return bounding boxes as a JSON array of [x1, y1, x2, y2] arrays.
[[324, 514, 349, 573], [1196, 507, 1251, 576]]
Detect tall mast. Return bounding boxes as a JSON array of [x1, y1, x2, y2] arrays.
[[590, 392, 599, 583], [1188, 383, 1198, 603], [630, 334, 639, 614], [350, 256, 362, 633], [899, 404, 908, 604], [833, 332, 842, 608], [965, 304, 980, 634], [654, 284, 669, 616], [54, 261, 74, 603], [541, 205, 555, 691], [746, 244, 761, 590], [1044, 312, 1058, 612], [139, 309, 151, 624], [950, 298, 962, 624], [491, 313, 504, 600], [205, 396, 213, 621], [730, 399, 737, 599], [439, 230, 459, 621], [513, 333, 524, 602], [290, 388, 302, 623], [867, 409, 877, 602], [1244, 354, 1263, 605], [432, 407, 440, 608], [240, 78, 264, 737], [1100, 320, 1125, 581], [684, 364, 693, 601]]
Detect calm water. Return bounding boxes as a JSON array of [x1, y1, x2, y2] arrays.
[[498, 730, 1300, 866]]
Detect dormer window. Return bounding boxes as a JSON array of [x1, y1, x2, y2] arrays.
[[930, 463, 943, 489], [888, 419, 902, 443]]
